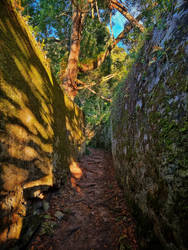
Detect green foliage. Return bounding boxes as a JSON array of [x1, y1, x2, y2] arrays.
[[39, 219, 57, 236], [21, 0, 128, 144], [20, 0, 178, 147], [80, 17, 110, 62], [130, 0, 175, 14], [157, 0, 175, 12], [21, 0, 71, 77], [20, 0, 112, 79], [76, 46, 127, 136]]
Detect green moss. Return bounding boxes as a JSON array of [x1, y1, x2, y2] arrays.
[[0, 0, 85, 245], [111, 5, 188, 249]]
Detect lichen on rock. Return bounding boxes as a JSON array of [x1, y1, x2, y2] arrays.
[[0, 0, 85, 247], [111, 1, 188, 249]]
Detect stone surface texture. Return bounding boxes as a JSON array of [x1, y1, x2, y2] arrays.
[[0, 0, 85, 247], [111, 1, 188, 249]]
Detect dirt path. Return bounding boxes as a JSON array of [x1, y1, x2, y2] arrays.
[[30, 148, 138, 250]]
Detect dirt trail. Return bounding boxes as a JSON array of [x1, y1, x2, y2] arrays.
[[30, 148, 138, 250]]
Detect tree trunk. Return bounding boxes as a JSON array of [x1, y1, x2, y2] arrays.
[[62, 0, 144, 99], [62, 2, 88, 100]]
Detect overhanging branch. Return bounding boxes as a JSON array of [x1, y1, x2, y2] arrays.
[[76, 79, 112, 102], [110, 0, 145, 32], [78, 7, 152, 73]]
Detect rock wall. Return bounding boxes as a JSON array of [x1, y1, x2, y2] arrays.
[[111, 1, 188, 249], [0, 0, 85, 247]]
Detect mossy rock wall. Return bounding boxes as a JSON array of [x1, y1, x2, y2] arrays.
[[0, 0, 85, 247], [111, 2, 188, 249]]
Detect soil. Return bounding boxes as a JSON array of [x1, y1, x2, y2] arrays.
[[29, 148, 138, 250]]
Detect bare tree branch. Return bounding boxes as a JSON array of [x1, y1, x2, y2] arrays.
[[110, 0, 145, 32], [76, 79, 112, 102], [91, 1, 95, 19], [56, 12, 72, 18], [95, 0, 101, 23], [86, 86, 112, 102]]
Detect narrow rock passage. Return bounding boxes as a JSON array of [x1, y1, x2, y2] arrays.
[[30, 148, 138, 250]]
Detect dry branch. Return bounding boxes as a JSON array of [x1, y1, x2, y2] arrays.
[[110, 0, 145, 32], [76, 79, 112, 102]]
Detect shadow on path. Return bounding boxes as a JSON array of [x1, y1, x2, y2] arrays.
[[29, 148, 138, 250]]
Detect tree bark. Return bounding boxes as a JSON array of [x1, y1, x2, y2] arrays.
[[62, 0, 145, 99], [62, 2, 88, 99]]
